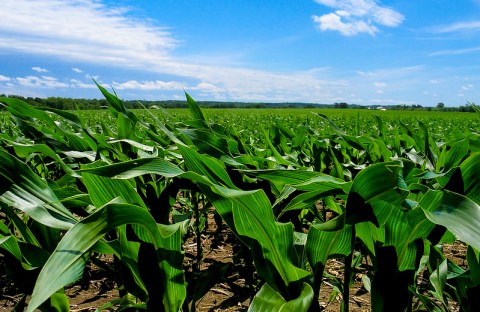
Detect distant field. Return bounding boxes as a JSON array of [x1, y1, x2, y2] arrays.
[[77, 107, 480, 134]]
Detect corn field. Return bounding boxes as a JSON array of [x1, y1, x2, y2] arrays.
[[1, 84, 480, 312]]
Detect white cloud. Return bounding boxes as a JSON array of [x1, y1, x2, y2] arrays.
[[112, 80, 184, 91], [429, 47, 480, 56], [70, 79, 95, 89], [312, 13, 377, 36], [461, 84, 474, 91], [312, 0, 404, 36], [0, 75, 11, 81], [373, 81, 386, 87], [429, 79, 439, 84], [16, 75, 68, 88], [32, 66, 48, 73], [0, 0, 177, 64], [434, 21, 480, 33], [72, 68, 83, 73], [355, 65, 424, 80], [357, 71, 375, 76], [191, 82, 225, 93]]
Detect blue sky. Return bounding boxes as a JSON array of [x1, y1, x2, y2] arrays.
[[1, 0, 480, 106]]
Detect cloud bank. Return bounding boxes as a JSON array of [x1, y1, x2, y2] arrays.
[[0, 0, 357, 102]]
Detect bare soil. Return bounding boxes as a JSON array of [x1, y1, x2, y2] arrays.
[[0, 213, 468, 311]]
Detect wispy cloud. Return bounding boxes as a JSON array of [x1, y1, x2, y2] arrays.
[[16, 75, 68, 88], [429, 46, 480, 56], [312, 0, 404, 36], [3, 1, 176, 48], [373, 81, 387, 87], [0, 75, 11, 81], [72, 68, 83, 73], [32, 67, 48, 73], [0, 0, 177, 67], [69, 79, 96, 89], [112, 80, 184, 91], [111, 80, 226, 94], [461, 84, 474, 91], [433, 21, 480, 33]]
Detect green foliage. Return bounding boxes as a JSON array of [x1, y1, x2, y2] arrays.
[[1, 88, 480, 312]]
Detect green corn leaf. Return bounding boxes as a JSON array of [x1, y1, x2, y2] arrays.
[[80, 161, 146, 208], [79, 157, 184, 179], [408, 286, 443, 312], [108, 139, 156, 153], [1, 97, 57, 129], [306, 224, 352, 297], [418, 120, 437, 170], [429, 258, 448, 304], [446, 152, 480, 204], [0, 235, 22, 262], [383, 207, 435, 271], [262, 128, 293, 166], [1, 97, 94, 152], [48, 291, 70, 312], [200, 185, 311, 296], [76, 155, 218, 192], [19, 242, 52, 268], [279, 188, 345, 217], [346, 160, 408, 225], [249, 282, 313, 312], [420, 190, 480, 251], [466, 246, 480, 285], [443, 138, 469, 170], [177, 128, 231, 157], [4, 140, 80, 177], [178, 144, 237, 188], [355, 221, 385, 256], [94, 80, 137, 124], [314, 113, 346, 135], [185, 91, 206, 121], [27, 202, 185, 312], [307, 224, 352, 268], [1, 203, 41, 246], [0, 150, 76, 230], [243, 169, 351, 193]]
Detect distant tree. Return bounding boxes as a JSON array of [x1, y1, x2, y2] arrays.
[[436, 102, 445, 110], [333, 102, 348, 109]]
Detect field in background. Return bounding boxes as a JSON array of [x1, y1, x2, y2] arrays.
[[80, 107, 480, 135]]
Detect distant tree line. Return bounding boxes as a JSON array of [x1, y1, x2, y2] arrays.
[[0, 95, 109, 110], [0, 94, 476, 112], [386, 102, 476, 112]]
